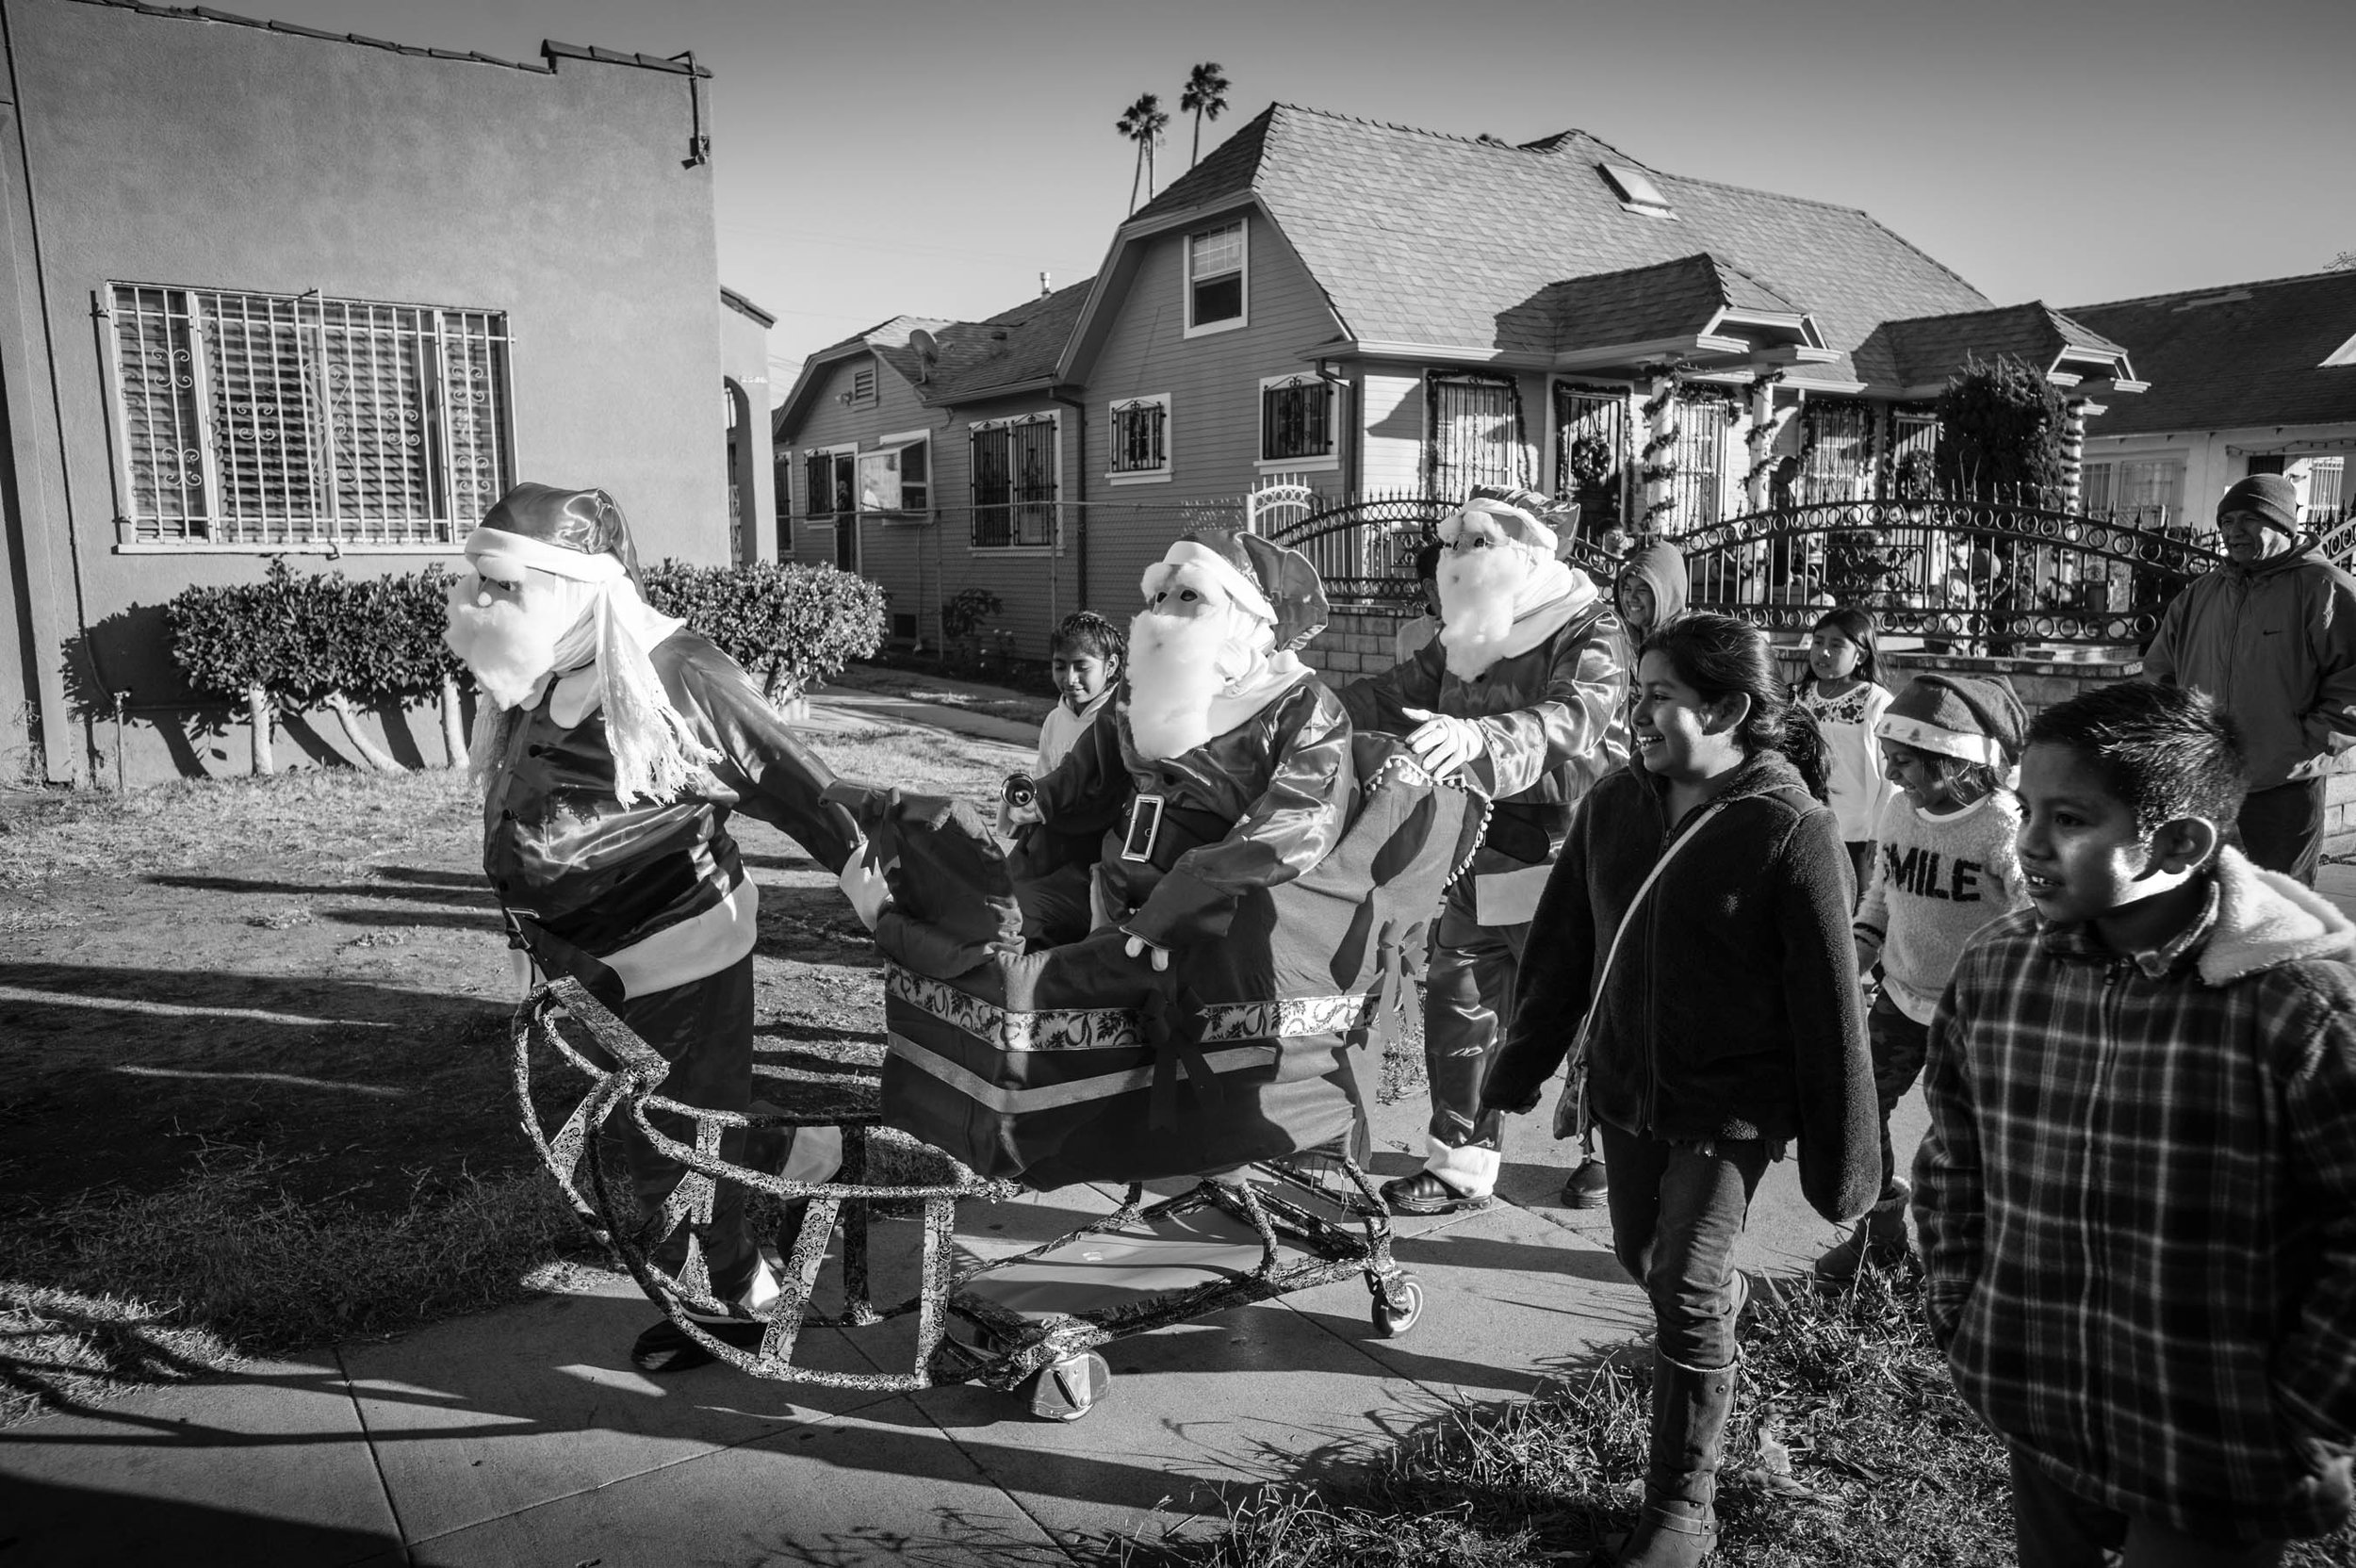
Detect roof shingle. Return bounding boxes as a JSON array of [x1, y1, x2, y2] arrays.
[[2064, 270, 2356, 436]]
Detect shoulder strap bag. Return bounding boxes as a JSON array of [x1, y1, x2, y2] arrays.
[[1553, 797, 1733, 1142]]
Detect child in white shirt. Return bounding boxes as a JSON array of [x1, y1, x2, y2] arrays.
[[1036, 611, 1123, 773], [1791, 606, 1898, 901], [1826, 674, 2030, 1282]]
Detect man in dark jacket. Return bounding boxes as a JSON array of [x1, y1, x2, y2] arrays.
[[1339, 486, 1628, 1214], [445, 483, 885, 1374], [2143, 472, 2356, 885]]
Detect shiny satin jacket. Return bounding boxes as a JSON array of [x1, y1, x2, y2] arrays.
[[1337, 601, 1628, 848], [1035, 677, 1353, 949], [482, 629, 861, 956]]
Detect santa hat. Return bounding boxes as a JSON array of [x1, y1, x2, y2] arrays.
[[1438, 484, 1570, 559], [1140, 528, 1330, 653], [1875, 675, 2027, 770], [466, 483, 646, 588]]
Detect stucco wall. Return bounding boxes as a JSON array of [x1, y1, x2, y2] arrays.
[[0, 0, 728, 783], [718, 300, 776, 564]]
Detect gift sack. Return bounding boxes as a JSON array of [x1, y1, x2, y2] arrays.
[[852, 735, 1481, 1189]]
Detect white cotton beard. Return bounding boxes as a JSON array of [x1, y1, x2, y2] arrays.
[[593, 580, 719, 807], [1437, 539, 1540, 678], [444, 572, 592, 711], [1125, 605, 1253, 762]]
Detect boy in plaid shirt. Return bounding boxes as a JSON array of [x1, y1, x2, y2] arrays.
[[1917, 682, 2356, 1566]]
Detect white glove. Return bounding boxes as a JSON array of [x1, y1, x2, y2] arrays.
[[1122, 933, 1171, 972], [837, 841, 892, 932], [1401, 707, 1487, 777]]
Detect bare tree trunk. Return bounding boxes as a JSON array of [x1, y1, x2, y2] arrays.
[[439, 674, 466, 768], [1128, 145, 1143, 215], [1191, 113, 1202, 168], [247, 686, 275, 776], [321, 690, 404, 773]]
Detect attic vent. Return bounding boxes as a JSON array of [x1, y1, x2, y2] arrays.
[[1599, 163, 1673, 217], [2322, 332, 2356, 368], [2171, 288, 2252, 312]]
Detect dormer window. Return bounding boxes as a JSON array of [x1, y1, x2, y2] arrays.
[[1185, 221, 1247, 336], [1599, 162, 1673, 218]]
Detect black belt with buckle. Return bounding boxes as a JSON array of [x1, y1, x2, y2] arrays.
[[1117, 792, 1235, 873]]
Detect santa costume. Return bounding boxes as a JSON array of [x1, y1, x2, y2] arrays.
[[1017, 528, 1353, 960], [445, 482, 881, 1373], [1337, 485, 1629, 1212]]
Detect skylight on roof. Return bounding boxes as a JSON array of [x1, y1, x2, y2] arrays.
[[2323, 332, 2356, 368], [1599, 163, 1673, 217]]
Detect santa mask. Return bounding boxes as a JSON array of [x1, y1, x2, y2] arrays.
[[1126, 567, 1273, 762], [444, 554, 597, 710], [1436, 510, 1551, 679]]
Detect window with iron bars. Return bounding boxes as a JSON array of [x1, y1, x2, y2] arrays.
[[1426, 372, 1525, 499], [804, 447, 856, 519], [1109, 396, 1170, 477], [107, 283, 512, 547], [1555, 382, 1630, 532], [1668, 387, 1731, 530], [971, 413, 1058, 547], [1794, 398, 1873, 505], [1261, 375, 1333, 465]]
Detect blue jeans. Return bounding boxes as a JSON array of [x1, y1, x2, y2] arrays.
[[1599, 1121, 1773, 1367]]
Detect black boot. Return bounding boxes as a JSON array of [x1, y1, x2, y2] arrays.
[[1618, 1351, 1737, 1567]]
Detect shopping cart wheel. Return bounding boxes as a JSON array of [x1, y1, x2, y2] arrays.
[[1029, 1351, 1111, 1422], [1371, 1273, 1424, 1338]]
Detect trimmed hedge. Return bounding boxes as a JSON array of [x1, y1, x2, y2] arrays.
[[640, 559, 884, 703], [163, 557, 881, 773]]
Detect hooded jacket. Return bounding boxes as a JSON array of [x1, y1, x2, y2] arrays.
[[2142, 541, 2356, 792], [1615, 543, 1691, 641], [1484, 752, 1878, 1223], [1916, 849, 2356, 1541]]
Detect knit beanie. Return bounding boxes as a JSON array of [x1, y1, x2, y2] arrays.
[[1875, 675, 2026, 770], [2216, 473, 2299, 534]]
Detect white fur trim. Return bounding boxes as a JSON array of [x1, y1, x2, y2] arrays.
[[2198, 846, 2356, 985], [464, 524, 628, 583], [1873, 713, 2006, 768], [1153, 539, 1276, 623], [1424, 1136, 1499, 1196], [1441, 497, 1559, 557]]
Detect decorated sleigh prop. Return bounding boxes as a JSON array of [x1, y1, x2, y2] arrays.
[[511, 733, 1484, 1419]]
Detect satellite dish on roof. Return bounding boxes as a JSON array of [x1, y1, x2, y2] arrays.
[[909, 328, 940, 362]]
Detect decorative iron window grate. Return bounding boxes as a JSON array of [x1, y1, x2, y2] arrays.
[[1110, 398, 1168, 474], [1261, 376, 1332, 463], [1426, 373, 1525, 500], [1794, 398, 1873, 506], [1669, 387, 1730, 529], [971, 414, 1058, 547], [107, 284, 512, 547], [1554, 383, 1630, 533], [1886, 406, 1939, 497]]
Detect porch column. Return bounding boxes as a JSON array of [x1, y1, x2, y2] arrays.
[[2060, 399, 2103, 515], [1640, 369, 1678, 534], [1743, 376, 1786, 514]]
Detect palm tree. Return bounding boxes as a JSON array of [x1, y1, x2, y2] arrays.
[[1115, 92, 1170, 216], [1181, 62, 1230, 169]]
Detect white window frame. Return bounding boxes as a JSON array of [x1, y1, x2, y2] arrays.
[[968, 409, 1063, 555], [1106, 393, 1172, 485], [2081, 449, 2187, 528], [1183, 220, 1248, 338], [804, 442, 857, 524], [103, 281, 515, 552], [858, 428, 932, 519], [1256, 373, 1339, 472]]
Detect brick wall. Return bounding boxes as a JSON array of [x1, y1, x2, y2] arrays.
[[1305, 610, 2356, 843]]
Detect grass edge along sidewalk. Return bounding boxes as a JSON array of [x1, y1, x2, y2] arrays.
[[1111, 1266, 2356, 1568]]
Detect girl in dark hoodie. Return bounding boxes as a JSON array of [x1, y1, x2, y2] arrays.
[[1612, 541, 1691, 645], [1482, 613, 1877, 1567]]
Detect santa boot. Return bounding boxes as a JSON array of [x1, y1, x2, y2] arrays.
[[1618, 1352, 1737, 1568], [1810, 1177, 1911, 1285]]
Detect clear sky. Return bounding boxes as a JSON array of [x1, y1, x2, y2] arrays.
[[235, 0, 2354, 401]]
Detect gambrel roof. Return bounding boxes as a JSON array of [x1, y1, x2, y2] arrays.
[[1075, 103, 1996, 388]]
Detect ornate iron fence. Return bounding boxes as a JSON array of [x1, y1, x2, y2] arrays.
[[1259, 491, 1619, 608], [1673, 498, 2229, 652]]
